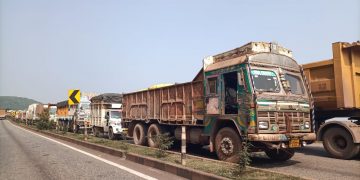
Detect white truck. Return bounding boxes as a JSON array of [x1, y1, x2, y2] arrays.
[[72, 93, 97, 133], [48, 104, 57, 122], [26, 103, 44, 124], [90, 93, 124, 140]]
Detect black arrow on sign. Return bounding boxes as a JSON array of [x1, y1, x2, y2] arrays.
[[69, 90, 79, 104]]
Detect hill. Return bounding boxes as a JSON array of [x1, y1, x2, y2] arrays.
[[0, 96, 42, 110]]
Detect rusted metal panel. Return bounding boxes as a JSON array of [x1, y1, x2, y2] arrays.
[[302, 42, 360, 109], [123, 80, 204, 125]]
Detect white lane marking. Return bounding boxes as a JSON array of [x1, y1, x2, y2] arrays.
[[8, 121, 157, 180]]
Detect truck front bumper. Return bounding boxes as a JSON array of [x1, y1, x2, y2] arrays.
[[112, 125, 124, 134], [248, 132, 316, 142]]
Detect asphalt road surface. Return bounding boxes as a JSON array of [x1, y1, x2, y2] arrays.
[[0, 120, 185, 180], [251, 143, 360, 180], [175, 138, 360, 180]]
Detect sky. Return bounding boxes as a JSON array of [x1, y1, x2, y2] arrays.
[[0, 0, 359, 103]]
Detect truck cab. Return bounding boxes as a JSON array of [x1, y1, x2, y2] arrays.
[[48, 105, 57, 122], [203, 42, 316, 161], [73, 96, 91, 133], [90, 93, 124, 140], [104, 109, 123, 134]]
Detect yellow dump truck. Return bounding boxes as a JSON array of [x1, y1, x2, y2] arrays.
[[303, 41, 360, 159]]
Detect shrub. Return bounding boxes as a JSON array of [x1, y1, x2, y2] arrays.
[[151, 133, 174, 158], [237, 141, 252, 172]]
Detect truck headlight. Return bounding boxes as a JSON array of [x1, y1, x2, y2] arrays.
[[259, 121, 269, 130], [304, 122, 310, 129]]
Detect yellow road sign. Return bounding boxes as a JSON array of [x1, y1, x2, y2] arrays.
[[68, 89, 80, 105]]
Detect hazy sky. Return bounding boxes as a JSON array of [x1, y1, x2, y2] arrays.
[[0, 0, 359, 103]]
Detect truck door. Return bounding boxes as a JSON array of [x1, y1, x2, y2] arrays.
[[223, 72, 239, 114], [206, 76, 220, 114]]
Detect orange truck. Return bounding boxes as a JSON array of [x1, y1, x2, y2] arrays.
[[0, 109, 5, 120], [303, 41, 360, 159]]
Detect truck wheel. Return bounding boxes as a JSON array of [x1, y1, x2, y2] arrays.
[[323, 127, 360, 159], [147, 124, 163, 148], [133, 123, 147, 145], [215, 127, 241, 162], [108, 127, 116, 140], [265, 149, 295, 161]]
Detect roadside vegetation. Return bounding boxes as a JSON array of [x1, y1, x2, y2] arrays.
[[11, 119, 302, 180], [150, 133, 174, 158]]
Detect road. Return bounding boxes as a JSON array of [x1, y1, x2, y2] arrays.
[[0, 120, 185, 180], [251, 143, 360, 180], [175, 139, 360, 180]]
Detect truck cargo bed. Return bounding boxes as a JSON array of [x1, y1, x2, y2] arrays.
[[123, 80, 204, 125], [302, 42, 360, 110]]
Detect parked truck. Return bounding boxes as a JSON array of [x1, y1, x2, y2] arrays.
[[26, 103, 44, 124], [72, 93, 97, 133], [122, 42, 316, 162], [0, 109, 5, 120], [56, 100, 74, 130], [303, 41, 360, 159], [56, 93, 97, 132], [48, 104, 57, 122], [90, 93, 124, 140]]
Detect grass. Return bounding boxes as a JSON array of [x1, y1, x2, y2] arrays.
[[13, 120, 303, 180]]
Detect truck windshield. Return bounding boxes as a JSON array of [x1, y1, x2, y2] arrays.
[[285, 74, 304, 94], [81, 103, 90, 109], [110, 111, 121, 119], [251, 69, 280, 92]]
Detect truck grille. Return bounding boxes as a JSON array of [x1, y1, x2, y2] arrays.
[[257, 111, 311, 133]]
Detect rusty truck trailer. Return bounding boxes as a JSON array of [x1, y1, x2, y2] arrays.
[[123, 42, 316, 162], [123, 80, 204, 125]]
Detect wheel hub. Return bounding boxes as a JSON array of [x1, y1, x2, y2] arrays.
[[334, 136, 347, 149], [220, 137, 234, 155]]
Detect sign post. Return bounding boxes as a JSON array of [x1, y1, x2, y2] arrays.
[[181, 126, 186, 165]]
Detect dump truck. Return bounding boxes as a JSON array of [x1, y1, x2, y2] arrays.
[[123, 42, 316, 162], [0, 109, 5, 120], [303, 41, 360, 159], [90, 93, 124, 139]]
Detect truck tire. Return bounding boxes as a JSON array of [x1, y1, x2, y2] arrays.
[[108, 127, 116, 140], [133, 123, 147, 145], [265, 149, 295, 161], [323, 127, 360, 159], [215, 127, 241, 162], [147, 124, 163, 148]]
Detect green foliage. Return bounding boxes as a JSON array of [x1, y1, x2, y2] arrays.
[[237, 141, 252, 172], [61, 126, 69, 134], [151, 133, 174, 158], [35, 109, 56, 130], [0, 96, 41, 110]]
